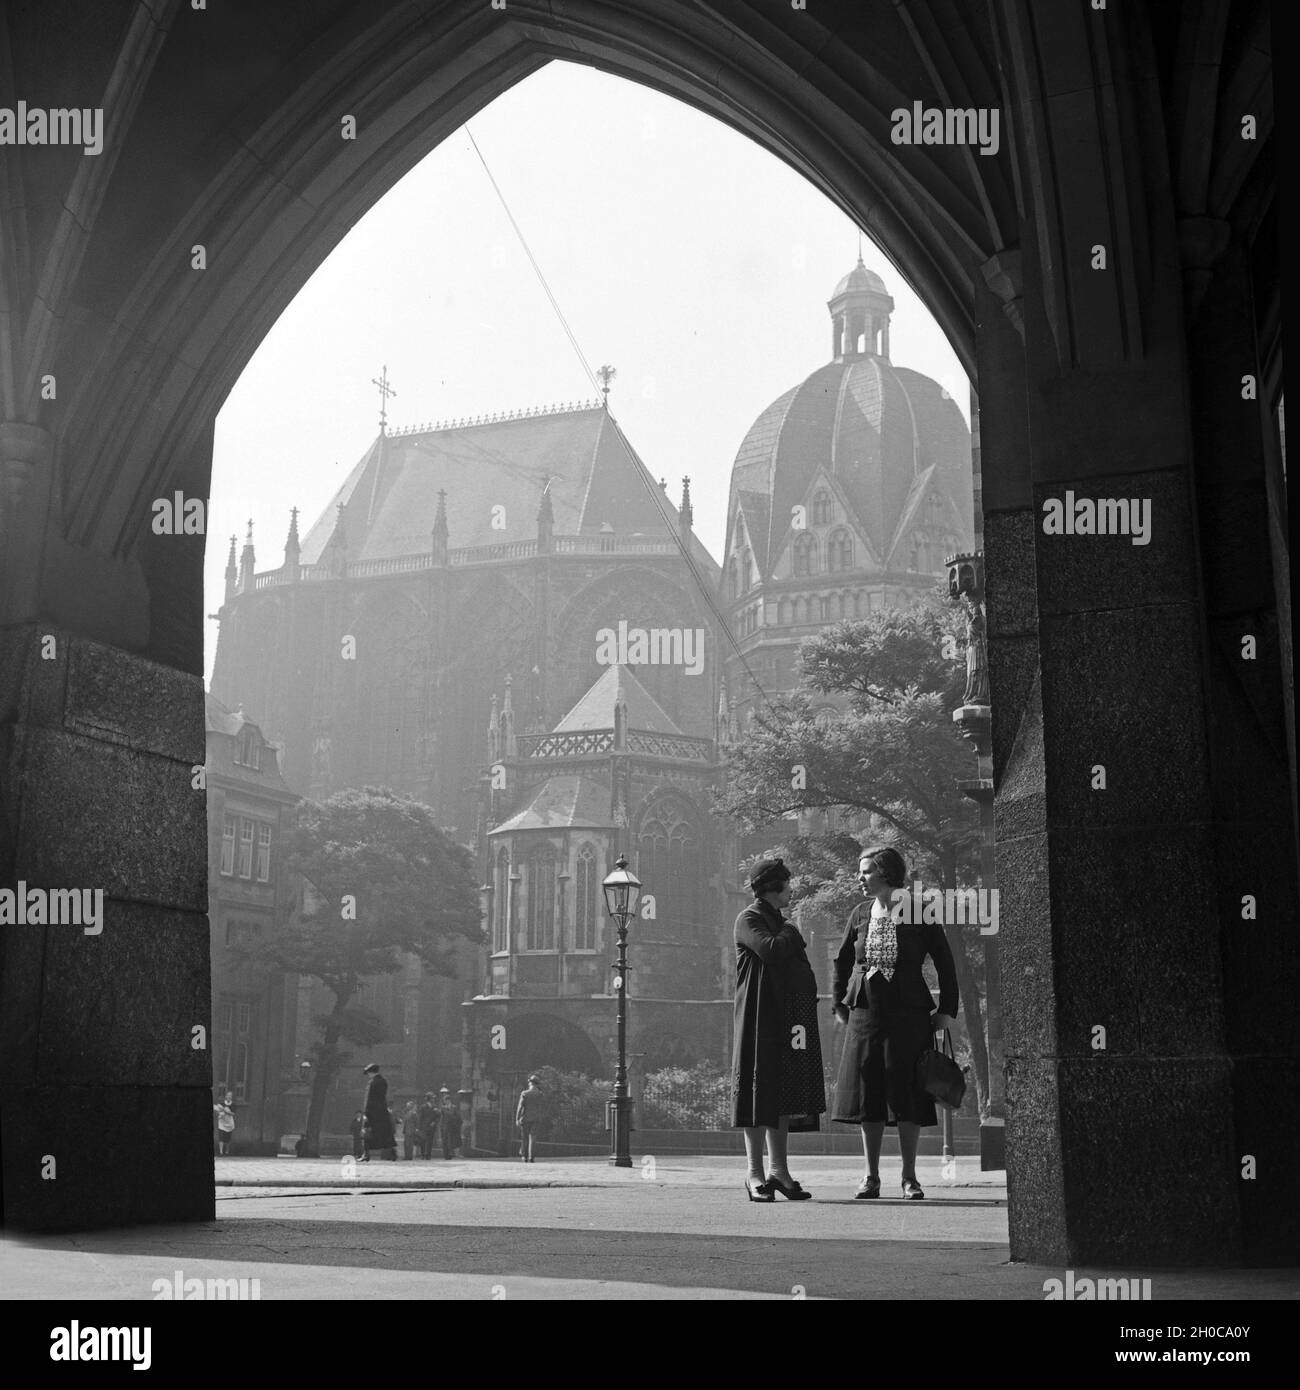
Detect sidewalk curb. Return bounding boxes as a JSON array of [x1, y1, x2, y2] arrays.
[[215, 1178, 1006, 1195]]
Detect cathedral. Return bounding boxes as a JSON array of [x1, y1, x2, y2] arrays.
[[208, 260, 972, 1139]]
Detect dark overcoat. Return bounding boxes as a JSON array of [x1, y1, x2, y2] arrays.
[[362, 1073, 396, 1149], [731, 898, 821, 1130]]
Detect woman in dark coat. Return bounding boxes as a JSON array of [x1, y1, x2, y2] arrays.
[[732, 857, 825, 1201], [361, 1063, 396, 1160], [831, 845, 958, 1199]]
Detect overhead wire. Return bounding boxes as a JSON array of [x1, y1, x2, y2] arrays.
[[463, 123, 774, 716]]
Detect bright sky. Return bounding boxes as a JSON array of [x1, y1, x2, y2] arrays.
[[206, 61, 968, 680]]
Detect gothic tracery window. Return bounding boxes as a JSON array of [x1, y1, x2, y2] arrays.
[[827, 529, 853, 572], [812, 490, 833, 526], [574, 844, 598, 951], [637, 801, 701, 941], [793, 532, 818, 577], [525, 848, 556, 951], [493, 848, 510, 952]]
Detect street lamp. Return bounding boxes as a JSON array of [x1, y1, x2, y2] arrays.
[[602, 853, 641, 1168]]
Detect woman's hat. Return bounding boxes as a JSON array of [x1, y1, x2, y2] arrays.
[[362, 1062, 380, 1074], [528, 1074, 541, 1084], [749, 857, 790, 895]]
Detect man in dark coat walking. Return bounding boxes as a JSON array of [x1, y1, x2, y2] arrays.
[[361, 1063, 397, 1161]]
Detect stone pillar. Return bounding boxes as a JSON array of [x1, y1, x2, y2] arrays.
[[1181, 234, 1300, 1262], [978, 185, 1298, 1259], [0, 628, 214, 1230]]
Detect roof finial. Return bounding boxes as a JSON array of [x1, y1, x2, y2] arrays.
[[371, 364, 396, 434], [596, 364, 617, 408]]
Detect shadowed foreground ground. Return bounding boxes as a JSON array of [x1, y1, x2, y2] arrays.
[[4, 1158, 1295, 1300]]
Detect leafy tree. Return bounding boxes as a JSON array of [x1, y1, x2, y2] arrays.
[[714, 592, 995, 1114], [251, 786, 482, 1155]]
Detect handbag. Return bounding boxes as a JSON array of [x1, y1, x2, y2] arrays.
[[916, 1028, 967, 1110]]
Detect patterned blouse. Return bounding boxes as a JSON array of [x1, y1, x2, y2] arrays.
[[862, 901, 899, 981]]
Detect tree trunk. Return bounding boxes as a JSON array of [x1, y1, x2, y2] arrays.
[[302, 993, 350, 1157], [938, 847, 990, 1117]]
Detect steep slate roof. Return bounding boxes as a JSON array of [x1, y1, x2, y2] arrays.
[[553, 664, 683, 735], [205, 692, 248, 737], [489, 773, 611, 833], [726, 352, 972, 578], [297, 405, 718, 576], [728, 488, 773, 576], [204, 692, 292, 792]]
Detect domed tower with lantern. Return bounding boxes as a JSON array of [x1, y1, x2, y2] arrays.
[[720, 258, 974, 726]]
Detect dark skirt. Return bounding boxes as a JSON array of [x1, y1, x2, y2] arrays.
[[832, 975, 937, 1127], [780, 989, 826, 1132]]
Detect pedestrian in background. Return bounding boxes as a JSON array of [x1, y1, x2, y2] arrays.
[[418, 1092, 439, 1159], [213, 1095, 235, 1157], [402, 1100, 420, 1160], [516, 1075, 546, 1162], [349, 1111, 365, 1159], [361, 1062, 397, 1161], [440, 1088, 462, 1159]]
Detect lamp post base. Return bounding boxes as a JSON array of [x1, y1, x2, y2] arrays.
[[609, 1095, 633, 1167]]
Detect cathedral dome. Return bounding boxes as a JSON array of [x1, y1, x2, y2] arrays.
[[725, 263, 972, 577]]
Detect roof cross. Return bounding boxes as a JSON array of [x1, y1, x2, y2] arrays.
[[371, 364, 397, 434]]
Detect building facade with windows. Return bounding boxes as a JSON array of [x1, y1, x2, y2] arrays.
[[208, 402, 727, 1117], [465, 663, 732, 1106], [205, 694, 301, 1152]]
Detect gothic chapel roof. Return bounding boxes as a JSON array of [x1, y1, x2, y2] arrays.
[[297, 403, 717, 573], [554, 664, 683, 735]]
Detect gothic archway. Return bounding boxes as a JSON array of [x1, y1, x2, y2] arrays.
[[499, 1013, 606, 1079]]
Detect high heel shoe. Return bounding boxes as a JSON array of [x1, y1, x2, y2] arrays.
[[901, 1178, 925, 1199], [766, 1175, 812, 1200], [745, 1176, 774, 1203]]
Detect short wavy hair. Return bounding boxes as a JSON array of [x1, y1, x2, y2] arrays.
[[859, 844, 907, 890]]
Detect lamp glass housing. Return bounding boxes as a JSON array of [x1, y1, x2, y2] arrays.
[[602, 856, 642, 922]]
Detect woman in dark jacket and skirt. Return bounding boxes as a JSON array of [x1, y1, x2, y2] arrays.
[[732, 858, 825, 1201], [831, 845, 958, 1199]]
